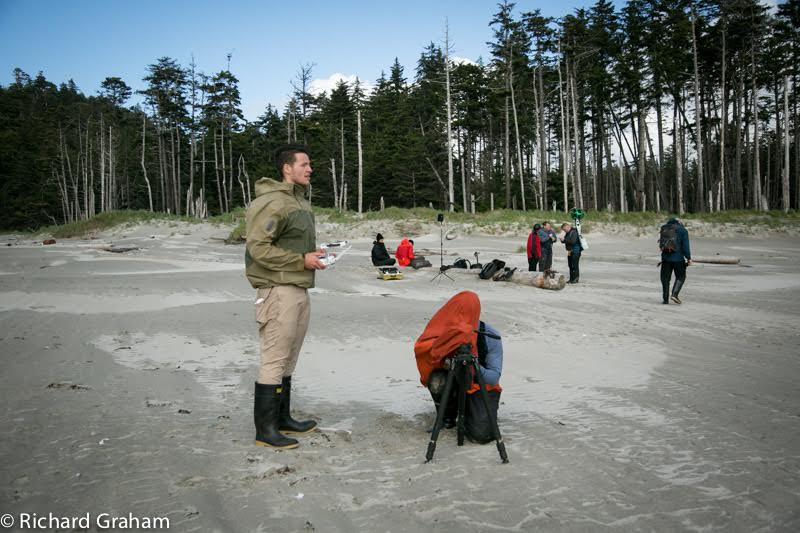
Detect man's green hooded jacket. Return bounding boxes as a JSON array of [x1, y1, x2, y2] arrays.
[[245, 178, 316, 289]]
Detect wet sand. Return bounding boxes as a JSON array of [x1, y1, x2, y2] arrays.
[[1, 222, 798, 532]]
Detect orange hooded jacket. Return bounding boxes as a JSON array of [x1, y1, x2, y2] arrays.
[[414, 290, 501, 394], [395, 239, 414, 266]]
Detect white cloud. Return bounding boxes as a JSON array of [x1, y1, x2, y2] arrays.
[[309, 73, 374, 96], [451, 56, 477, 66]]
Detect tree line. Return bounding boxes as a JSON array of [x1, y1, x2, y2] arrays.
[[0, 0, 797, 230]]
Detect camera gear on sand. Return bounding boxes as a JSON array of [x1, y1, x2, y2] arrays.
[[425, 341, 509, 464]]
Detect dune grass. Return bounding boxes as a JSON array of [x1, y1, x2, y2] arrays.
[[39, 210, 200, 239], [24, 206, 799, 241]]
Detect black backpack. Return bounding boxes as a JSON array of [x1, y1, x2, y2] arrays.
[[659, 223, 678, 253], [479, 259, 506, 280], [453, 258, 471, 269], [410, 256, 432, 269]]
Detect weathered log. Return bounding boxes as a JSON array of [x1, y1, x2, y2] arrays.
[[692, 256, 740, 265], [101, 244, 139, 253], [449, 266, 566, 290], [508, 270, 566, 290]]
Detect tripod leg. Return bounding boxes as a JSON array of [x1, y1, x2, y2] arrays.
[[472, 361, 509, 463], [456, 365, 467, 446], [426, 365, 457, 463]]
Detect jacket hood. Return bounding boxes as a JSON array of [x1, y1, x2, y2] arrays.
[[254, 177, 305, 198], [414, 290, 481, 386], [666, 217, 680, 224]]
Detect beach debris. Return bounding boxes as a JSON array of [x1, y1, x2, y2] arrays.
[[183, 506, 199, 518], [295, 493, 304, 500], [145, 399, 174, 408], [692, 255, 741, 265], [177, 408, 192, 414], [98, 438, 109, 445], [101, 244, 139, 253], [43, 239, 56, 245], [316, 427, 353, 442], [304, 521, 315, 531], [47, 382, 90, 391]]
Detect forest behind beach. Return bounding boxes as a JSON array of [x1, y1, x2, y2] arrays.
[[1, 0, 798, 231]]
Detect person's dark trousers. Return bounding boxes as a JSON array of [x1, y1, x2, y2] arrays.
[[527, 257, 538, 272], [538, 248, 553, 271], [660, 260, 687, 303], [567, 251, 581, 282], [373, 258, 396, 267]]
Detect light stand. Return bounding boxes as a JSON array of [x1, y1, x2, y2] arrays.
[[431, 213, 454, 282]]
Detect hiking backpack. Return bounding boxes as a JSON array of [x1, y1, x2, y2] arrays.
[[452, 258, 471, 269], [479, 259, 506, 280], [659, 223, 678, 253]]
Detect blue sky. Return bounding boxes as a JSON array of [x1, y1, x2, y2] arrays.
[[1, 0, 612, 120]]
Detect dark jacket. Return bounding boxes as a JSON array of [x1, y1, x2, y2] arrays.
[[564, 228, 582, 254], [661, 218, 691, 263], [538, 229, 554, 251], [371, 241, 391, 265]]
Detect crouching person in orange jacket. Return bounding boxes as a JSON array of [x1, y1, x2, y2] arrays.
[[414, 291, 503, 444], [395, 238, 415, 267]]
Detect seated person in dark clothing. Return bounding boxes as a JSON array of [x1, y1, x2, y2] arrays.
[[371, 233, 396, 266], [414, 291, 503, 444]]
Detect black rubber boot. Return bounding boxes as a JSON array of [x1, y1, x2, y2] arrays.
[[254, 382, 299, 449], [671, 279, 684, 304], [278, 376, 317, 436]]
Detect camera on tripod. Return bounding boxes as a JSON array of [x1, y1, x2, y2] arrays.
[[444, 343, 476, 369]]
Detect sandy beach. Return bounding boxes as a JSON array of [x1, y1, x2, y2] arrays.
[[1, 220, 798, 532]]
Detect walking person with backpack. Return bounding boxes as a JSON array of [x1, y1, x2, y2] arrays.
[[560, 222, 583, 283], [659, 218, 692, 304]]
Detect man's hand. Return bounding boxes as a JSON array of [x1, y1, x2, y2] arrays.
[[304, 251, 327, 270], [687, 259, 693, 266]]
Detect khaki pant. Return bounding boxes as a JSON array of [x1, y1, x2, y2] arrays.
[[255, 285, 310, 385]]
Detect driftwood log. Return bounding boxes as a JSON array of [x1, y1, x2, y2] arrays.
[[101, 244, 139, 253], [449, 267, 566, 290], [691, 256, 740, 265], [507, 270, 567, 290]]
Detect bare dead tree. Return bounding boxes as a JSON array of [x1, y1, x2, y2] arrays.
[[141, 114, 154, 211], [357, 109, 363, 214], [445, 19, 456, 211]]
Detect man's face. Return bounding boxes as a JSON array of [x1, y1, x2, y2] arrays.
[[563, 224, 572, 232], [544, 223, 551, 230], [283, 152, 312, 186]]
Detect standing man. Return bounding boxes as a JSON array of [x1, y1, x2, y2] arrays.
[[538, 222, 556, 272], [245, 144, 325, 449], [659, 217, 692, 304], [560, 222, 583, 283]]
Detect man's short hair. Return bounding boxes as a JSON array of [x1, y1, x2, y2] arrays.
[[561, 223, 571, 230], [274, 144, 310, 178]]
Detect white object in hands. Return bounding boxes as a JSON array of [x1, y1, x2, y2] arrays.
[[319, 240, 351, 267]]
